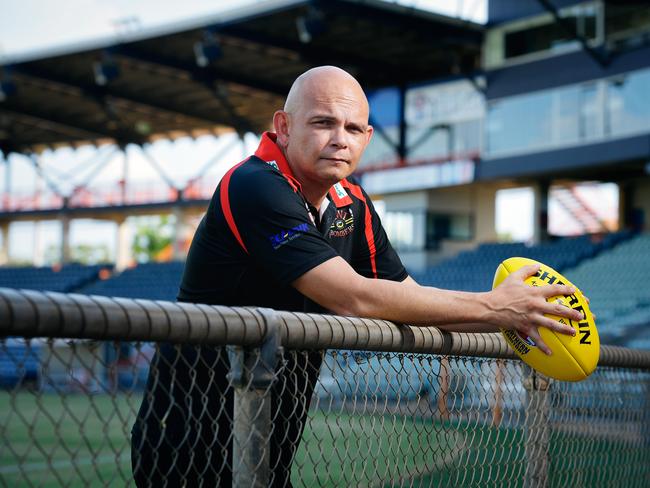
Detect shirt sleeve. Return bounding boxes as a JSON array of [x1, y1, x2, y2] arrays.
[[227, 164, 338, 287], [354, 186, 408, 282]]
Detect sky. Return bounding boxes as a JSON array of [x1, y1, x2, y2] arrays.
[[0, 0, 496, 264]]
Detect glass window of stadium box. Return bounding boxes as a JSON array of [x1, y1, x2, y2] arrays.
[[382, 209, 472, 252], [360, 87, 401, 170], [425, 213, 473, 250], [605, 1, 650, 51], [383, 210, 425, 251], [606, 70, 650, 138], [404, 79, 484, 165], [360, 80, 483, 170], [486, 79, 615, 157], [485, 1, 602, 68]]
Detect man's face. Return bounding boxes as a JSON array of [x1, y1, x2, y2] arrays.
[[276, 86, 373, 187]]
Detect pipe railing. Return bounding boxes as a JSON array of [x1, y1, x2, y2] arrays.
[[1, 288, 649, 369]]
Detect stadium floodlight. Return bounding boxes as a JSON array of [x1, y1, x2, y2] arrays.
[[194, 30, 222, 68], [93, 52, 119, 86], [296, 6, 326, 44]]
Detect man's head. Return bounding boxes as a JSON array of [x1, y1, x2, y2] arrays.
[[273, 66, 373, 194]]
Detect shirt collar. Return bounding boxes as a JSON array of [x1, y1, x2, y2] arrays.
[[254, 131, 353, 208]]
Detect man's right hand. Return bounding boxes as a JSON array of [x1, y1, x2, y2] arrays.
[[483, 264, 582, 355]]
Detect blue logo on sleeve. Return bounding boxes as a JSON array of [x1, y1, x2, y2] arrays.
[[269, 223, 309, 250]]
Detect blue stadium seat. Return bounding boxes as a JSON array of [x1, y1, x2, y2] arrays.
[[563, 233, 650, 347], [0, 264, 112, 293], [409, 231, 649, 348], [79, 261, 185, 301]]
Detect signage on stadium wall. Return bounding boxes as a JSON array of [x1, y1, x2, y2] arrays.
[[406, 79, 485, 126], [360, 159, 475, 194]]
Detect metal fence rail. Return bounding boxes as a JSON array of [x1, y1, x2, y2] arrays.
[[1, 288, 649, 487]]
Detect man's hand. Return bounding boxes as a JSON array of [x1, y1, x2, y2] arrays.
[[485, 264, 582, 355]]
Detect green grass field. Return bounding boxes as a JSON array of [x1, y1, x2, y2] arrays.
[[1, 392, 647, 487], [0, 391, 138, 487]]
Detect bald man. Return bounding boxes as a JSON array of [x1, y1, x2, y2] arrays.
[[131, 66, 581, 487]]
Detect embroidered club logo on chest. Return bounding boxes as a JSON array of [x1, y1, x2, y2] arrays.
[[329, 208, 354, 238]]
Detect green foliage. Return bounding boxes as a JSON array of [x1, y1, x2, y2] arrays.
[[43, 244, 110, 265], [71, 244, 111, 264], [131, 215, 174, 263]]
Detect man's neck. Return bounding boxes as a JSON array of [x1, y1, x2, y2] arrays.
[[277, 145, 331, 208], [299, 183, 330, 209]]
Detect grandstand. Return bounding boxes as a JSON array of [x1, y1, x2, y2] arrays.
[[409, 232, 633, 293], [79, 261, 184, 301], [1, 4, 650, 486], [0, 263, 111, 293], [0, 0, 648, 419], [563, 233, 650, 345], [0, 229, 645, 350]]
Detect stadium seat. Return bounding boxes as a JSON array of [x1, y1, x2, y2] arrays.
[[0, 264, 112, 293], [79, 261, 185, 301], [409, 231, 649, 349]]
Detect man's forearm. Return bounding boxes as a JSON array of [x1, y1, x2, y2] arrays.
[[294, 256, 582, 349]]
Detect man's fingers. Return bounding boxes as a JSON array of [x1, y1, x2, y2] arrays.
[[538, 315, 576, 336], [540, 284, 576, 298], [525, 328, 552, 356], [509, 263, 540, 281], [543, 300, 584, 323]]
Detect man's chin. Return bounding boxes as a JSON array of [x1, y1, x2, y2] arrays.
[[319, 170, 351, 186]]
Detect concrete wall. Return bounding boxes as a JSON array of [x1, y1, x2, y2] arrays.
[[378, 182, 500, 270], [630, 178, 650, 232]]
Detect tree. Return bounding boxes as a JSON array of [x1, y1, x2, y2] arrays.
[[131, 215, 174, 263]]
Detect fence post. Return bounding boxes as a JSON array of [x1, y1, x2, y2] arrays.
[[523, 367, 551, 488], [228, 308, 282, 488]]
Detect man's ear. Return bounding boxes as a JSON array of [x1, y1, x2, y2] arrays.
[[365, 125, 374, 146], [273, 110, 290, 146]]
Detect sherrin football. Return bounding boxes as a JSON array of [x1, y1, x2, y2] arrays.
[[493, 257, 599, 382]]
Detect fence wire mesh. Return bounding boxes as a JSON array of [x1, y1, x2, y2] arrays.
[[1, 339, 649, 487]]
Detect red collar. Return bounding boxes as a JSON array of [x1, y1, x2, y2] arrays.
[[254, 131, 353, 208]]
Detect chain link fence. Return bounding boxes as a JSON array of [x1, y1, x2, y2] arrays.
[[0, 288, 649, 487]]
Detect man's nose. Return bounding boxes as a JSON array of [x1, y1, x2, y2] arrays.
[[330, 125, 348, 148]]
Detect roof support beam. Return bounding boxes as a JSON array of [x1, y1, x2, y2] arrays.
[[0, 107, 108, 141], [321, 0, 483, 48], [218, 26, 414, 84], [11, 66, 229, 128], [0, 104, 144, 145], [113, 45, 289, 96]]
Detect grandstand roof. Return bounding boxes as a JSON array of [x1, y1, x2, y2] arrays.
[[0, 0, 483, 154]]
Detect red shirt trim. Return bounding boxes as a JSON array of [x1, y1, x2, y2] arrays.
[[255, 132, 352, 207], [254, 132, 302, 193], [341, 180, 378, 279], [220, 158, 250, 254]]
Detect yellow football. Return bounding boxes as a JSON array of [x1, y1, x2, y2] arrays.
[[493, 257, 599, 381]]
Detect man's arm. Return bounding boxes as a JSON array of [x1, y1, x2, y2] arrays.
[[293, 256, 582, 355], [400, 275, 498, 333]]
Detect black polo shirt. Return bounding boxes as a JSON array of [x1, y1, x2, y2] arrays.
[[132, 132, 407, 487], [178, 131, 407, 310]]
